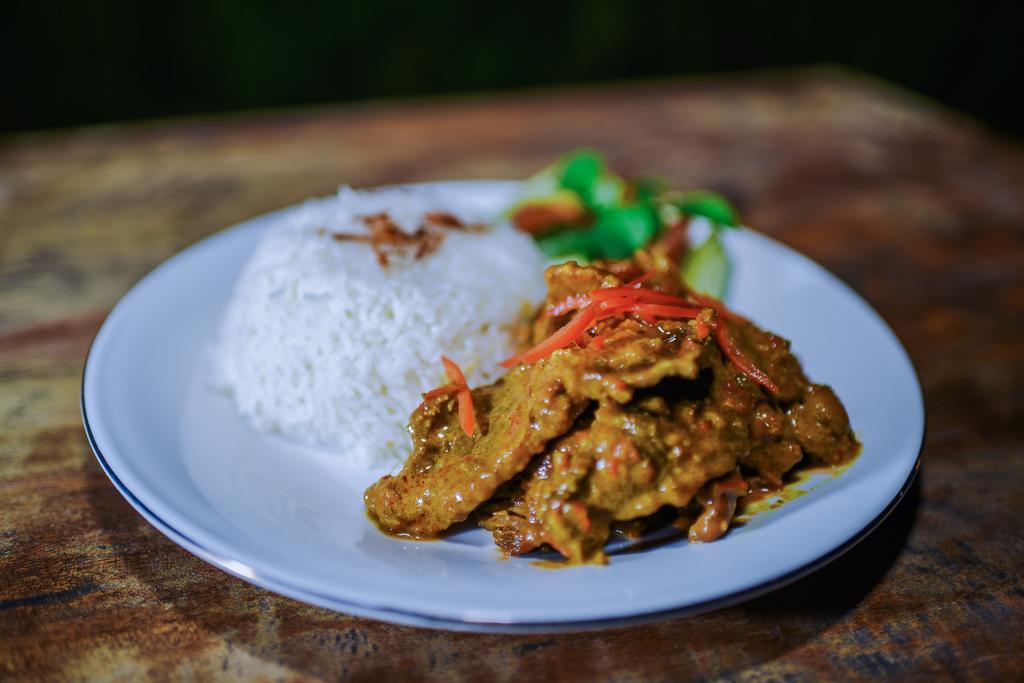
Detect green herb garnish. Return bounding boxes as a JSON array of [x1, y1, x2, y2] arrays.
[[510, 149, 741, 298]]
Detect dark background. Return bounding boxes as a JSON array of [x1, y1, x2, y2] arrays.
[[4, 0, 1021, 136]]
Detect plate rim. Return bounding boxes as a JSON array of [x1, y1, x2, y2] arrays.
[[80, 180, 926, 633]]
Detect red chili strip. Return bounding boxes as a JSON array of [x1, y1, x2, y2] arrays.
[[422, 356, 475, 437], [456, 388, 475, 437], [504, 273, 780, 397], [713, 318, 780, 395], [548, 285, 687, 317], [545, 269, 657, 318], [422, 385, 460, 400], [623, 269, 656, 288], [500, 305, 599, 367], [441, 355, 467, 386]]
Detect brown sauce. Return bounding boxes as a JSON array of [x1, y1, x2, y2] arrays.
[[735, 450, 860, 525]]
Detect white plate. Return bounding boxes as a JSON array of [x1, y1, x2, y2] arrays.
[[82, 181, 924, 633]]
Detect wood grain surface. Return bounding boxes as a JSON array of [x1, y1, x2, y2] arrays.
[[1, 69, 1022, 682]]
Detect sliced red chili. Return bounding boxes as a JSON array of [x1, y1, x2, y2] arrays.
[[422, 385, 460, 401], [425, 356, 476, 437], [500, 305, 599, 367], [714, 318, 780, 395]]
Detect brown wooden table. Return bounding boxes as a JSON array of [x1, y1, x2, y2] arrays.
[[2, 69, 1022, 681]]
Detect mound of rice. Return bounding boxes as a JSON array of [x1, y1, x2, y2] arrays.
[[212, 184, 547, 468]]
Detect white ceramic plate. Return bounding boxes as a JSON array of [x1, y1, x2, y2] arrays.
[[82, 181, 924, 633]]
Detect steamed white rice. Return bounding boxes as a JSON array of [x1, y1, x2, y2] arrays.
[[211, 185, 546, 467]]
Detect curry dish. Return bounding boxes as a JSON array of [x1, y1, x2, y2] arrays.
[[364, 253, 858, 564]]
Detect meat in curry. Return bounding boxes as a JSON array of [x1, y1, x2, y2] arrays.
[[364, 256, 858, 564]]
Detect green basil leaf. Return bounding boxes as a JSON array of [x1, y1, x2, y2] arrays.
[[682, 231, 730, 298], [672, 191, 740, 228], [536, 228, 598, 260], [558, 150, 606, 207], [592, 205, 659, 259]]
